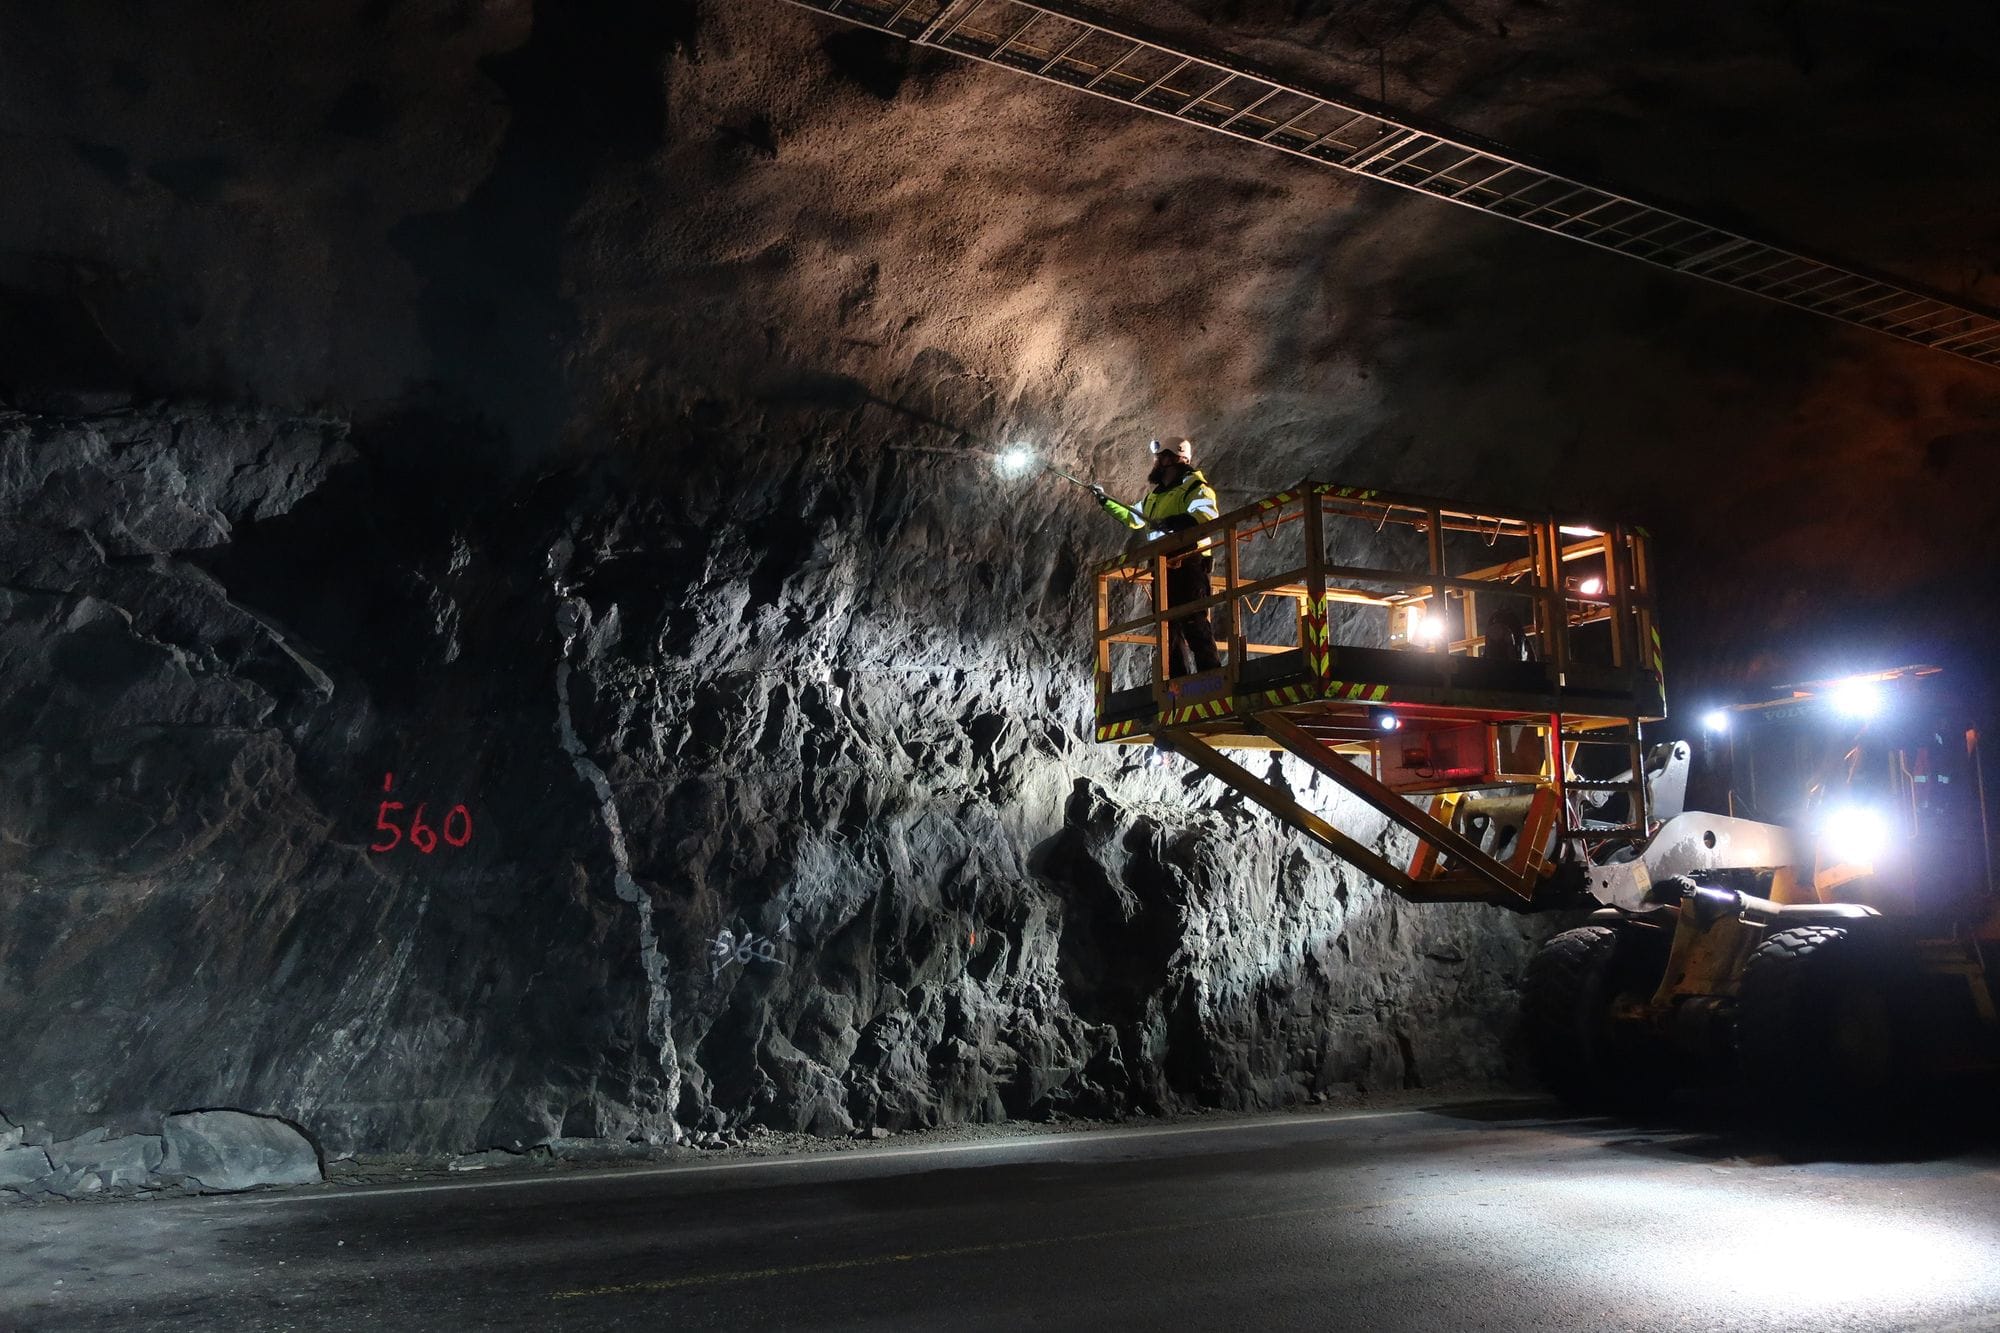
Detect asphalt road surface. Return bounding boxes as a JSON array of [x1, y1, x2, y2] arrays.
[[8, 1100, 2000, 1331]]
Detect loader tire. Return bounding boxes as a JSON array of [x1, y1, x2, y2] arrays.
[[1523, 924, 1661, 1110], [1737, 925, 1897, 1114]]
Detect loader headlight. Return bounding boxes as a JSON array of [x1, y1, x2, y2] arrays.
[[1828, 678, 1883, 720], [1371, 707, 1402, 733], [1700, 709, 1731, 735], [1820, 803, 1889, 866]]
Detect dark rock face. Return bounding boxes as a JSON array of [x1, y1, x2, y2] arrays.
[[0, 404, 1532, 1158], [2, 0, 1997, 1159]]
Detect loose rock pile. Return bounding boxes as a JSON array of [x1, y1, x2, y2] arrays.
[[0, 1109, 320, 1201]]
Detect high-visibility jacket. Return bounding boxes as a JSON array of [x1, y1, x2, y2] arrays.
[[1103, 469, 1220, 540]]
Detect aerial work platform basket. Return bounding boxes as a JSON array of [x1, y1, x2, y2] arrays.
[[1093, 483, 1666, 908]]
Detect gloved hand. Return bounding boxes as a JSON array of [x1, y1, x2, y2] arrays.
[[1090, 484, 1108, 501]]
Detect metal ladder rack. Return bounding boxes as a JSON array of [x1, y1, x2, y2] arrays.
[[782, 0, 2000, 370], [1558, 721, 1650, 845]]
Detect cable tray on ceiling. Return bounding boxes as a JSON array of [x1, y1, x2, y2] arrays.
[[781, 0, 2000, 369]]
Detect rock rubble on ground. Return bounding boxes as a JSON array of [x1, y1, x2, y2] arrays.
[[0, 1106, 322, 1201]]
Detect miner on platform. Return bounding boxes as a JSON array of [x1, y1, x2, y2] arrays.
[[1094, 438, 1223, 677]]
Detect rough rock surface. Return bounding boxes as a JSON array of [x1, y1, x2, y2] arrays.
[[0, 1147, 53, 1190], [0, 398, 1532, 1157], [1, 0, 1998, 1159], [48, 1132, 165, 1190], [160, 1112, 323, 1192]]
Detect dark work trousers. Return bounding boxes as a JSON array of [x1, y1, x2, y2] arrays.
[[1163, 555, 1222, 677]]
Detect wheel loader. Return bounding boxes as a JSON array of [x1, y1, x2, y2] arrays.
[[1088, 482, 2000, 1109], [1531, 664, 2000, 1110]]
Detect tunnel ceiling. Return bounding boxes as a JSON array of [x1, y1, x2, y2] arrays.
[[791, 0, 2000, 371], [4, 0, 1996, 689]]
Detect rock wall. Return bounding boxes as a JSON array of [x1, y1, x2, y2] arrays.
[[3, 0, 1999, 1162], [0, 401, 1537, 1160]]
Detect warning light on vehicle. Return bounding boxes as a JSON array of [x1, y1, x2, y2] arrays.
[[1371, 708, 1402, 733]]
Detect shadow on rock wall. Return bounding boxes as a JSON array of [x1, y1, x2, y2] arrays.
[[0, 402, 1542, 1163]]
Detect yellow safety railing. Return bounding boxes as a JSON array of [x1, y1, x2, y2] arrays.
[[1093, 481, 1660, 715], [1090, 482, 1666, 902]]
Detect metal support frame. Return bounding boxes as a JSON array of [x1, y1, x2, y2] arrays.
[[1165, 732, 1419, 894], [1254, 710, 1535, 901], [774, 0, 2000, 370]]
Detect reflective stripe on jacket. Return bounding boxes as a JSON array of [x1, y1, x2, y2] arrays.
[[1104, 470, 1220, 534]]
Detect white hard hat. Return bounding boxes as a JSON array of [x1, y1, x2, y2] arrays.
[[1149, 438, 1193, 462]]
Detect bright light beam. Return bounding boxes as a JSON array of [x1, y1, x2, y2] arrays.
[[1828, 678, 1884, 720], [1821, 802, 1890, 865], [996, 445, 1037, 477]]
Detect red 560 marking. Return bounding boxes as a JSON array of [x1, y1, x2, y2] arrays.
[[371, 773, 474, 854]]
